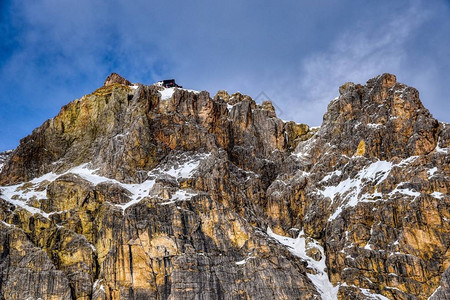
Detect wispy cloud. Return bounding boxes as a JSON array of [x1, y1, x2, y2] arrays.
[[0, 0, 449, 151], [266, 2, 431, 125]]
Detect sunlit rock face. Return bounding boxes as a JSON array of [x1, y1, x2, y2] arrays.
[[0, 73, 448, 300]]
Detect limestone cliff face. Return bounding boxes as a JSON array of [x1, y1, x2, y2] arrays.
[[0, 73, 448, 300]]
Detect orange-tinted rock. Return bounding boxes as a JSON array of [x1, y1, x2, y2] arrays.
[[0, 73, 448, 299]]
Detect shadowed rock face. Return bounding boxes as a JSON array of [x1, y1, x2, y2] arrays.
[[0, 73, 448, 300]]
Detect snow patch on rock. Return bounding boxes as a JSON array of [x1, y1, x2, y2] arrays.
[[427, 285, 442, 300], [159, 189, 199, 206], [157, 153, 210, 179], [0, 153, 211, 217], [267, 227, 339, 300], [320, 160, 393, 220], [159, 87, 176, 100], [320, 156, 428, 221], [427, 167, 438, 177], [320, 170, 342, 183], [435, 140, 449, 154], [235, 256, 256, 265], [158, 86, 201, 101], [430, 191, 444, 199]]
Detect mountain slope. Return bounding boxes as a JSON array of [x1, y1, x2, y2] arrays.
[[0, 73, 448, 300]]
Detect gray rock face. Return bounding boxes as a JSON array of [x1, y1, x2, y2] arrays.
[[0, 73, 448, 299], [0, 222, 72, 300], [0, 150, 12, 173], [429, 267, 450, 300]]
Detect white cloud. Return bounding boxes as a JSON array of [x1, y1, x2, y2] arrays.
[[267, 2, 431, 125]]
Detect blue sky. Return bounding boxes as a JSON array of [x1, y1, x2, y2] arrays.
[[1, 0, 449, 151]]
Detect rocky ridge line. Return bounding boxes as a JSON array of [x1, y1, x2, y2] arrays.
[[0, 73, 448, 300]]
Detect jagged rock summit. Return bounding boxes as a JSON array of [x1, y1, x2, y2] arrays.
[[0, 73, 448, 300], [104, 72, 132, 86]]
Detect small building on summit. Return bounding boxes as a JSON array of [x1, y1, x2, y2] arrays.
[[161, 79, 182, 88]]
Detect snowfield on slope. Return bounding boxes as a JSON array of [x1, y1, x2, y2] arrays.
[[0, 153, 211, 217], [267, 228, 392, 300], [159, 87, 176, 100], [158, 86, 201, 101], [267, 227, 339, 300], [321, 160, 393, 221], [317, 157, 439, 221]]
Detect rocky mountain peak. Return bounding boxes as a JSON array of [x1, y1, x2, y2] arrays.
[[103, 72, 132, 86], [0, 73, 448, 300], [298, 73, 441, 165]]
